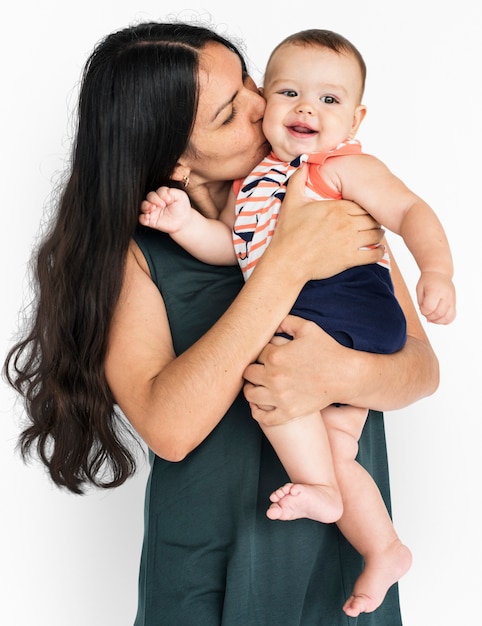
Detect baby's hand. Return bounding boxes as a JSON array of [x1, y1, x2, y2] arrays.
[[139, 186, 192, 233], [416, 271, 456, 324]]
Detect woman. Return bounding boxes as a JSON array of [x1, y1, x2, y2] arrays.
[[5, 22, 438, 625]]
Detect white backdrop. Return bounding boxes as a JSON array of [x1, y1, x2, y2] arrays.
[[1, 1, 480, 625]]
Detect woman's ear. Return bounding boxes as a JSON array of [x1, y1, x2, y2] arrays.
[[171, 163, 191, 187]]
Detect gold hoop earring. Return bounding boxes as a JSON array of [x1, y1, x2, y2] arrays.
[[183, 176, 190, 189]]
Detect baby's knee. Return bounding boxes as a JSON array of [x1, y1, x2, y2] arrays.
[[328, 427, 359, 462], [323, 406, 366, 461]]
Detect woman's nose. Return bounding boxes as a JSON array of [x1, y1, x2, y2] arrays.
[[251, 91, 266, 121]]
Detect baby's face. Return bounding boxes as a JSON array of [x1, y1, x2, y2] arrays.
[[262, 43, 366, 162]]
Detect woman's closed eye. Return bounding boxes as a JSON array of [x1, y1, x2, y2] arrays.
[[223, 106, 237, 124]]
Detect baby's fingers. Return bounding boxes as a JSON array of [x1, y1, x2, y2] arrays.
[[417, 276, 456, 325], [145, 190, 163, 204], [425, 303, 456, 325], [140, 199, 155, 214], [419, 294, 456, 325], [138, 210, 151, 226]]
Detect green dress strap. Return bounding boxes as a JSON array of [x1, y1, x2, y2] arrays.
[[133, 226, 402, 626]]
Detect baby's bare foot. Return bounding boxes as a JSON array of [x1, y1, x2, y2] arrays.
[[266, 482, 342, 523], [343, 541, 412, 617]]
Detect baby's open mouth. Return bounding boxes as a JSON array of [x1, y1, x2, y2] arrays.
[[289, 125, 316, 134]]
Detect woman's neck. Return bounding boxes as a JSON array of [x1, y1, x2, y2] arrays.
[[188, 180, 231, 219]]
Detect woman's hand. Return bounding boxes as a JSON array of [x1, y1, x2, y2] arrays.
[[265, 166, 385, 282], [243, 316, 351, 426]]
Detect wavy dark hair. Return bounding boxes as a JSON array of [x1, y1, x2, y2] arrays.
[[4, 21, 247, 494]]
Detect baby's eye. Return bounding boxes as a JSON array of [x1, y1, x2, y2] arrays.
[[321, 95, 339, 104], [279, 89, 298, 98]]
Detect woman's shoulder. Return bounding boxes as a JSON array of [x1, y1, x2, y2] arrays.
[[129, 238, 151, 276]]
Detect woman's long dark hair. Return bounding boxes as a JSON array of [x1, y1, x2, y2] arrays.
[[4, 22, 246, 494]]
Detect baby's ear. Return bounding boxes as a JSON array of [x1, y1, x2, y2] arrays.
[[349, 104, 367, 138]]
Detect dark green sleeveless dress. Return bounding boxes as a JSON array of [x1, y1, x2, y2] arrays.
[[133, 226, 403, 626]]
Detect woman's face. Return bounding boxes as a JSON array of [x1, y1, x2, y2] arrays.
[[183, 42, 269, 185]]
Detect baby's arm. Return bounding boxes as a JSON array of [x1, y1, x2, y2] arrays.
[[140, 186, 236, 265], [325, 155, 456, 324], [398, 200, 455, 325]]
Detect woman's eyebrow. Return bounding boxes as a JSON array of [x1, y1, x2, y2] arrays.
[[211, 92, 237, 122]]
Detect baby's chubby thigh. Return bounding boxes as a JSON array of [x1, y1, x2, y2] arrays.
[[322, 404, 368, 464]]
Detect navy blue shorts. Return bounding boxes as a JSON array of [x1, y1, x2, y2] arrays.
[[285, 264, 406, 354]]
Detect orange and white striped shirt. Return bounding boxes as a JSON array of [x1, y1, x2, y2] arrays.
[[232, 140, 390, 279]]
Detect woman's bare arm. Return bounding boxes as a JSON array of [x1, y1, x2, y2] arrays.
[[243, 240, 439, 425], [105, 168, 385, 460]]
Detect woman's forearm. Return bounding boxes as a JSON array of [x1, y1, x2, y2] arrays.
[[341, 334, 439, 411], [106, 242, 309, 461]]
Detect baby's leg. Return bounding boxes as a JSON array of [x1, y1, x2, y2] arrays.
[[261, 337, 342, 523], [323, 405, 412, 617], [263, 409, 343, 522]]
